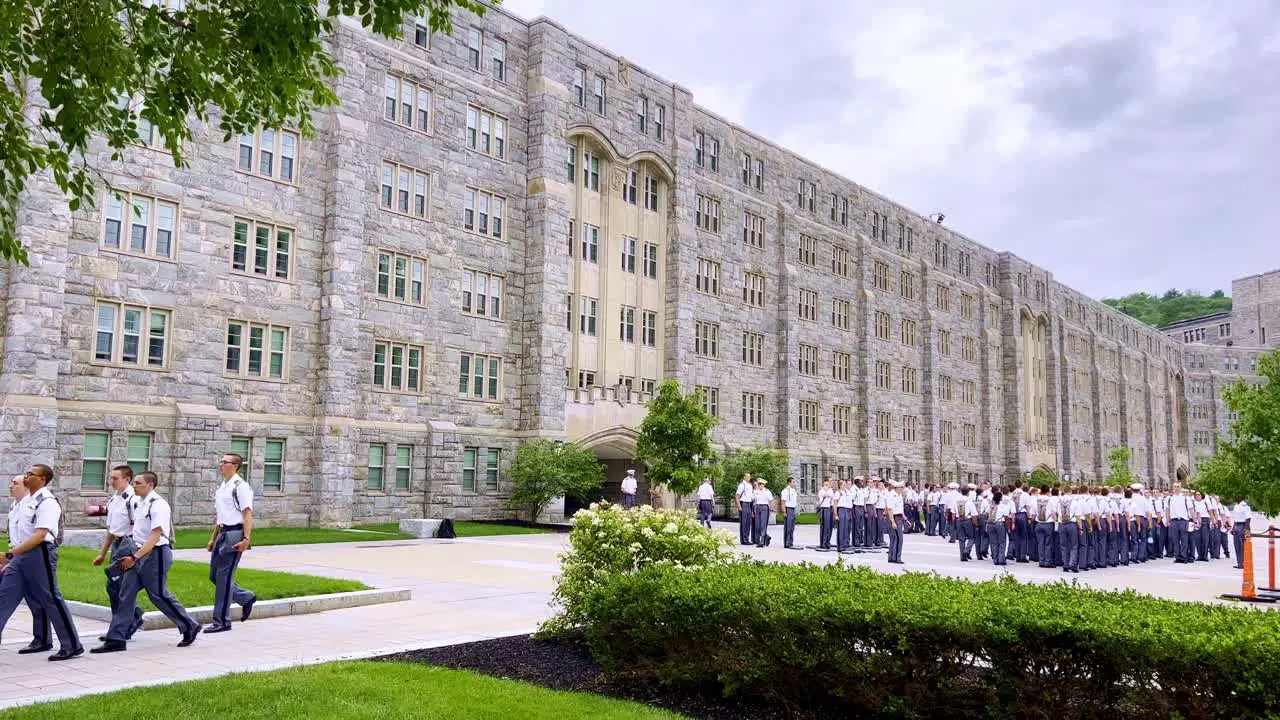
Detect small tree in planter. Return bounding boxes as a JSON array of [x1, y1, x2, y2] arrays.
[[508, 439, 606, 523], [718, 445, 789, 510], [635, 379, 720, 505]]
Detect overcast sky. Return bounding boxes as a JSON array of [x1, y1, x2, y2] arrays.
[[501, 0, 1278, 300]]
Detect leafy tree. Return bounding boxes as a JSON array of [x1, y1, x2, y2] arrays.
[[1194, 350, 1280, 515], [1101, 289, 1232, 328], [1027, 466, 1058, 489], [717, 445, 789, 506], [635, 379, 719, 500], [1106, 447, 1135, 488], [507, 439, 606, 523], [0, 0, 489, 263]]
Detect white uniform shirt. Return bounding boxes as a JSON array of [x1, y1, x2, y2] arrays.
[[1018, 492, 1036, 514], [21, 487, 61, 545], [959, 497, 977, 519], [944, 491, 959, 513], [753, 488, 773, 505], [781, 486, 798, 509], [106, 487, 137, 538], [214, 475, 254, 526], [836, 488, 854, 509], [696, 482, 714, 501], [1192, 499, 1209, 521], [817, 487, 834, 509], [7, 495, 30, 545], [1167, 494, 1192, 520], [994, 498, 1016, 521], [927, 491, 939, 505], [1231, 501, 1252, 523], [621, 475, 638, 495], [133, 492, 174, 547], [874, 490, 887, 509], [735, 481, 754, 504], [887, 492, 904, 515]]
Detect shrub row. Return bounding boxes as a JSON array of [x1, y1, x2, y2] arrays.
[[578, 561, 1280, 719]]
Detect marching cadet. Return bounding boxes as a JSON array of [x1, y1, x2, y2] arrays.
[[862, 479, 878, 548], [1231, 498, 1252, 569], [885, 480, 906, 564], [1096, 487, 1112, 568], [0, 464, 82, 660], [1167, 485, 1193, 564], [1149, 490, 1165, 559], [850, 477, 866, 548], [1035, 487, 1055, 568], [91, 466, 144, 643], [1108, 487, 1125, 567], [836, 479, 854, 552], [872, 479, 888, 548], [780, 477, 798, 549], [752, 480, 773, 548], [1192, 490, 1210, 562], [956, 485, 978, 561], [1126, 484, 1146, 564], [816, 478, 835, 550], [925, 484, 940, 536], [1047, 487, 1063, 567], [1217, 497, 1232, 560], [1059, 487, 1080, 573], [1009, 482, 1027, 563], [943, 482, 960, 543], [974, 488, 991, 561], [91, 471, 202, 653], [990, 489, 1013, 566], [206, 453, 258, 633], [1206, 494, 1223, 560], [5, 475, 50, 654], [735, 473, 754, 546], [695, 477, 715, 529]]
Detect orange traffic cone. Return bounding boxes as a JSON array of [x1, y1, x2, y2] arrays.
[[1223, 531, 1276, 603]]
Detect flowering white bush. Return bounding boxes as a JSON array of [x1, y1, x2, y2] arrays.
[[540, 501, 735, 635]]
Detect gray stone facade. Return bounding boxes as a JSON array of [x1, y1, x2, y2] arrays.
[[0, 9, 1272, 526]]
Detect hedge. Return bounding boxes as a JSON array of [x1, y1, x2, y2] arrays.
[[578, 561, 1280, 719]]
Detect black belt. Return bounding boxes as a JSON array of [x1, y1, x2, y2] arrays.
[[221, 524, 244, 531]]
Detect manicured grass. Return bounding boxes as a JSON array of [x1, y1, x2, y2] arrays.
[[54, 547, 368, 612], [0, 661, 688, 720], [354, 521, 551, 537], [171, 525, 413, 549], [775, 512, 819, 525]]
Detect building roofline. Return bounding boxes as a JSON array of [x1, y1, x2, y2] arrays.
[[1158, 311, 1234, 331]]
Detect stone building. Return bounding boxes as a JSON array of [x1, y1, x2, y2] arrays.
[[0, 8, 1272, 527]]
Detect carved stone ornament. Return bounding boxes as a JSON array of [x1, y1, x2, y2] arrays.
[[611, 167, 626, 191], [617, 58, 632, 86]]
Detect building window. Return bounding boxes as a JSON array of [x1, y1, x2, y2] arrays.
[[590, 73, 606, 114], [940, 330, 952, 356], [579, 223, 599, 263], [742, 392, 765, 426], [831, 246, 849, 277], [622, 169, 638, 205], [900, 318, 918, 346], [833, 351, 851, 383], [798, 234, 817, 266], [694, 132, 705, 167], [572, 66, 586, 107], [103, 192, 178, 259], [962, 379, 976, 404], [81, 432, 110, 490], [962, 336, 977, 362], [961, 293, 975, 320], [741, 153, 753, 185], [741, 331, 764, 366], [707, 137, 719, 171], [870, 211, 888, 242], [642, 311, 657, 347], [490, 38, 506, 81], [940, 375, 953, 401], [650, 103, 665, 140], [873, 261, 891, 292], [644, 175, 659, 211], [642, 242, 659, 278], [461, 269, 503, 318], [458, 352, 501, 400], [901, 366, 919, 394], [901, 415, 918, 442], [465, 27, 483, 70], [900, 271, 916, 301], [465, 106, 507, 160], [696, 386, 720, 417], [228, 436, 253, 482], [696, 258, 720, 295], [957, 251, 972, 278], [619, 306, 635, 342], [695, 195, 721, 232], [123, 432, 151, 476], [372, 341, 424, 393], [94, 302, 169, 368], [380, 161, 430, 218], [225, 321, 288, 380], [637, 97, 648, 133], [743, 272, 766, 308], [237, 127, 298, 183], [798, 400, 819, 433], [833, 404, 851, 435], [620, 236, 637, 273], [264, 439, 285, 491], [384, 75, 432, 133], [695, 321, 719, 357], [941, 421, 953, 446], [463, 447, 501, 492], [1219, 322, 1231, 337], [743, 211, 765, 248], [579, 297, 598, 336], [798, 344, 818, 376], [376, 251, 428, 305], [874, 311, 891, 341], [367, 444, 386, 491], [875, 360, 891, 389], [578, 370, 596, 389], [752, 159, 764, 190], [798, 288, 817, 321], [934, 240, 950, 268], [581, 150, 600, 191], [897, 222, 914, 252], [232, 218, 291, 280], [989, 304, 1000, 329], [963, 424, 977, 449], [795, 180, 816, 212], [875, 411, 892, 440], [935, 285, 952, 312]]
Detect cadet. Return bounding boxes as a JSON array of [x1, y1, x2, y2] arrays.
[[752, 480, 773, 548], [816, 478, 835, 550], [0, 465, 82, 660], [1034, 487, 1055, 568], [974, 488, 991, 561], [850, 477, 867, 548], [5, 475, 50, 654], [925, 485, 940, 536], [872, 479, 888, 548], [92, 471, 202, 652], [836, 479, 855, 552], [956, 485, 977, 561], [735, 473, 755, 546], [620, 469, 638, 509], [92, 466, 144, 643], [1167, 485, 1193, 564], [1057, 487, 1079, 572], [885, 480, 906, 564], [1192, 490, 1210, 562], [1205, 494, 1223, 560], [1231, 498, 1252, 569], [780, 477, 798, 549], [989, 489, 1012, 566], [943, 482, 960, 543], [207, 453, 258, 633], [1127, 484, 1147, 563], [695, 477, 714, 529]]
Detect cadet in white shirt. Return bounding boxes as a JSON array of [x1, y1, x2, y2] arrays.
[[885, 481, 906, 564], [207, 453, 258, 632], [1059, 488, 1081, 573], [816, 479, 835, 550], [850, 478, 867, 548], [1192, 491, 1210, 562], [92, 472, 202, 653], [871, 480, 888, 548], [5, 475, 50, 654], [943, 483, 960, 543], [0, 464, 83, 660], [990, 490, 1014, 566], [735, 474, 755, 546], [780, 477, 799, 549], [695, 478, 715, 529], [1206, 495, 1223, 560], [92, 465, 145, 643], [1231, 499, 1252, 569], [752, 481, 774, 548], [956, 486, 978, 561], [1166, 486, 1194, 564], [620, 468, 639, 509], [836, 480, 855, 552]]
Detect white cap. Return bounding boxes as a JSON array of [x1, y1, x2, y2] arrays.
[[626, 468, 635, 475], [891, 480, 904, 488], [1130, 483, 1143, 490], [948, 482, 959, 489], [967, 483, 978, 490]]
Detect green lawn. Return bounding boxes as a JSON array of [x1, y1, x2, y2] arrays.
[[0, 661, 687, 719], [171, 525, 413, 549], [54, 547, 367, 612], [775, 512, 819, 525], [354, 521, 551, 537]]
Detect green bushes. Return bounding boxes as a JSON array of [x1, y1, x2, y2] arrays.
[[577, 561, 1280, 719]]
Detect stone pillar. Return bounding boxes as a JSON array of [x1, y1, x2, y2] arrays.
[[424, 420, 461, 518]]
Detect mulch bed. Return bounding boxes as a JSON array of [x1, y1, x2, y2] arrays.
[[378, 633, 787, 720]]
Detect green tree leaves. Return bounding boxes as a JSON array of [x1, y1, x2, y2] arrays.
[[507, 439, 605, 523], [1195, 349, 1280, 515], [718, 445, 788, 504], [0, 0, 489, 263], [634, 379, 719, 498], [1101, 289, 1231, 328], [1106, 447, 1135, 488]]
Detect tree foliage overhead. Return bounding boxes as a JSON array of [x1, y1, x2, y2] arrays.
[[635, 379, 720, 498], [1101, 289, 1231, 329], [1105, 447, 1135, 488], [1194, 349, 1280, 516], [717, 445, 788, 505], [0, 0, 490, 263], [507, 439, 606, 523]]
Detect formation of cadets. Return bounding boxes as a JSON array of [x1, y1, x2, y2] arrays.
[[0, 454, 258, 660], [729, 472, 1253, 571]]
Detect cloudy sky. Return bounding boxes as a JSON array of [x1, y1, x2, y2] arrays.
[[501, 0, 1279, 301]]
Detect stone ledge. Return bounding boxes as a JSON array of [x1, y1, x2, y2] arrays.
[[399, 518, 442, 538], [61, 529, 108, 549], [66, 587, 411, 630]]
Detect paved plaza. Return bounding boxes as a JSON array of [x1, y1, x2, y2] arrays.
[[0, 522, 1267, 709]]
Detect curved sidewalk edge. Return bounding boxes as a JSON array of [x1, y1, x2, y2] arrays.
[[65, 587, 413, 630]]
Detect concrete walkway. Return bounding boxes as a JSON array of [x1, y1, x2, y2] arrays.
[[0, 523, 1266, 709]]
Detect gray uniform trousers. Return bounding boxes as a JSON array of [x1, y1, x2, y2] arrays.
[[1036, 522, 1055, 567], [0, 566, 50, 647], [836, 506, 852, 550], [738, 502, 754, 544], [817, 507, 833, 549], [851, 505, 865, 547], [988, 521, 1009, 565], [887, 514, 905, 562], [1232, 522, 1248, 568], [107, 536, 144, 636], [107, 545, 198, 641], [210, 527, 256, 627], [1169, 518, 1190, 561], [0, 544, 80, 652], [783, 507, 796, 548], [753, 504, 770, 547]]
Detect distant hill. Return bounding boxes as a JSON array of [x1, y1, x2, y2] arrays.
[[1101, 289, 1232, 328]]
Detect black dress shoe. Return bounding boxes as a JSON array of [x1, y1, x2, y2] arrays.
[[49, 646, 85, 661], [241, 598, 256, 622], [204, 624, 232, 634], [17, 643, 52, 655], [89, 641, 127, 654], [178, 624, 203, 648]]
